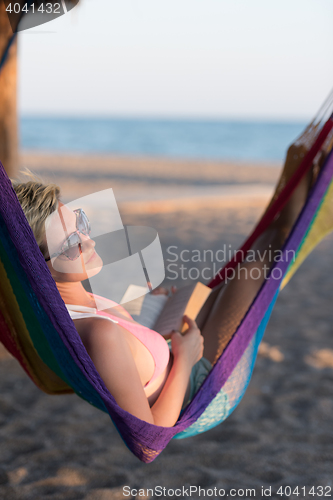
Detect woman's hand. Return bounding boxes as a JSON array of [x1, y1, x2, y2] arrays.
[[171, 315, 204, 369]]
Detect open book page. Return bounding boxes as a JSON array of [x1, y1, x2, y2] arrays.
[[121, 282, 211, 335], [153, 282, 211, 336], [121, 285, 168, 328]]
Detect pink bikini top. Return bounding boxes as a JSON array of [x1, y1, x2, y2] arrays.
[[65, 293, 170, 388]]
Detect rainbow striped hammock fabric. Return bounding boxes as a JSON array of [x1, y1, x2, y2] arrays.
[[0, 115, 333, 463]]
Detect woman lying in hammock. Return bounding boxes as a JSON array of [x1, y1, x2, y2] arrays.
[[11, 164, 313, 427]]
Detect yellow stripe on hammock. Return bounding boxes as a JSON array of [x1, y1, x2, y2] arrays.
[[0, 258, 73, 395], [281, 178, 333, 289]]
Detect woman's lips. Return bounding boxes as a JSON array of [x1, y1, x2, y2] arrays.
[[86, 251, 97, 264]]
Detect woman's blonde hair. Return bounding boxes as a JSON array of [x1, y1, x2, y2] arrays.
[[11, 169, 61, 257]]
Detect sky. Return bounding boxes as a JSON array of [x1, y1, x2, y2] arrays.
[[18, 0, 333, 120]]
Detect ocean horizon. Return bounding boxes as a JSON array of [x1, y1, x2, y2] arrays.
[[20, 116, 308, 163]]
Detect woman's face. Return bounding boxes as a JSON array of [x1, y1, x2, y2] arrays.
[[45, 203, 103, 282]]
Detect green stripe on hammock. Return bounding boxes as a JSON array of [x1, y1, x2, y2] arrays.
[[0, 235, 71, 385]]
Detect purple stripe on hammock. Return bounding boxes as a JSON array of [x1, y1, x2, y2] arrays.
[[178, 150, 333, 428], [0, 151, 332, 460]]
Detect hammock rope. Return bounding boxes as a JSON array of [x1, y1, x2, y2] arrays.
[[209, 113, 333, 288], [0, 32, 17, 74], [0, 102, 333, 462], [0, 0, 38, 74]]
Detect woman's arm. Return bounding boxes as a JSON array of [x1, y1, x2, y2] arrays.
[[150, 316, 203, 426], [81, 316, 203, 427]]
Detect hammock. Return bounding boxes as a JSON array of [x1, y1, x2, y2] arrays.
[[0, 107, 333, 463]]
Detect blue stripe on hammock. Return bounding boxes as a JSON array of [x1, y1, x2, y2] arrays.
[[174, 289, 279, 438], [0, 147, 332, 461]]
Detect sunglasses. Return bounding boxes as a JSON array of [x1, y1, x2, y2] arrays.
[[45, 208, 91, 262]]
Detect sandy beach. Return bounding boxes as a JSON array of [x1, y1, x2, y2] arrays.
[[0, 152, 332, 499]]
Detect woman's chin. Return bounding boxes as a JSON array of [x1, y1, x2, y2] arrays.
[[85, 255, 103, 278], [51, 254, 104, 281]]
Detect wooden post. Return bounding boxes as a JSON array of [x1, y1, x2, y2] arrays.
[[0, 2, 18, 178], [0, 1, 79, 178]]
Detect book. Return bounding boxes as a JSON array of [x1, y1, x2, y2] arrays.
[[121, 285, 168, 328], [121, 282, 212, 336]]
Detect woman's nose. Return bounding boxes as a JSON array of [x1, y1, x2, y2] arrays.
[[80, 233, 96, 249]]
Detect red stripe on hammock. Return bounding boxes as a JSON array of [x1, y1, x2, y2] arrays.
[[208, 116, 333, 288]]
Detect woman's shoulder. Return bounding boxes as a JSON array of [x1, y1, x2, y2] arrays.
[[73, 315, 121, 346]]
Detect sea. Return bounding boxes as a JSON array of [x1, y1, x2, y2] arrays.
[[20, 117, 308, 163]]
